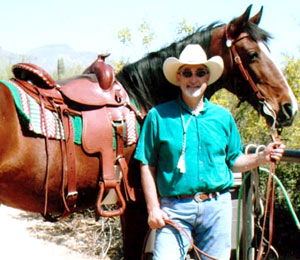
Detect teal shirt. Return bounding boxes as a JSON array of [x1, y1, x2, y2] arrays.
[[134, 98, 243, 197]]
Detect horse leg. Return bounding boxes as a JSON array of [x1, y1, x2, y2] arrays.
[[120, 162, 148, 260]]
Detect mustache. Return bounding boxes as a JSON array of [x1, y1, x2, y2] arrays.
[[187, 83, 202, 88]]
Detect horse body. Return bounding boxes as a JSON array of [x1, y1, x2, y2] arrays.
[[0, 84, 100, 213], [0, 4, 298, 260], [0, 142, 100, 214]]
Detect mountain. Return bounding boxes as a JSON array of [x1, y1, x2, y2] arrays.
[[0, 44, 99, 74], [26, 44, 99, 73], [0, 47, 26, 65]]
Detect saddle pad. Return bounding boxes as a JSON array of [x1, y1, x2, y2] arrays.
[[0, 80, 82, 144]]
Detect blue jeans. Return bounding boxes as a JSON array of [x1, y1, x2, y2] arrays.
[[153, 191, 232, 260]]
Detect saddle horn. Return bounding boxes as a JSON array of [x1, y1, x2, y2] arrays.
[[84, 53, 115, 90]]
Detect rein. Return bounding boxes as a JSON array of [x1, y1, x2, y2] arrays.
[[256, 133, 280, 260]]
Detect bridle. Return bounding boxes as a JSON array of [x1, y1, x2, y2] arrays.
[[226, 25, 279, 260], [225, 25, 277, 129], [225, 25, 265, 101]]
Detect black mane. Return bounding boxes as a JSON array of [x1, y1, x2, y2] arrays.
[[116, 20, 271, 111]]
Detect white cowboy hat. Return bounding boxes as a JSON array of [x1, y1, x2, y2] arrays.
[[163, 44, 224, 86]]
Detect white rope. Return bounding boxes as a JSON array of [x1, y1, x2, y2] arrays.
[[177, 100, 203, 173]]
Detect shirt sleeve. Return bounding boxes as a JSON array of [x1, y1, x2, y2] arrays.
[[226, 115, 243, 168], [134, 108, 159, 167]]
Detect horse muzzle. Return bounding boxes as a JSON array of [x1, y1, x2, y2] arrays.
[[262, 101, 297, 128], [276, 103, 298, 127]]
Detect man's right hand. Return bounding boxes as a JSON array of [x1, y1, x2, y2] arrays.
[[148, 207, 169, 229]]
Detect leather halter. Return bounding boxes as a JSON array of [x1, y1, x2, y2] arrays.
[[225, 25, 265, 102]]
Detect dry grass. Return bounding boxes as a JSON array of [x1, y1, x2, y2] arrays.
[[16, 209, 123, 260]]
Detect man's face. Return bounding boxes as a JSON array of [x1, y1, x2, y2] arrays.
[[176, 64, 210, 100]]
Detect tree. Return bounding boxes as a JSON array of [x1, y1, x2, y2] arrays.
[[116, 19, 195, 64], [176, 19, 196, 38], [117, 27, 132, 46], [138, 21, 154, 50], [280, 56, 300, 149], [0, 56, 13, 80], [57, 57, 65, 80], [52, 63, 84, 81]]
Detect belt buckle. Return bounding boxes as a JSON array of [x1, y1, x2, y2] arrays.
[[194, 192, 205, 202]]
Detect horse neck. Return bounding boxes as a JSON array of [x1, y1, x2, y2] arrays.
[[204, 80, 225, 100]]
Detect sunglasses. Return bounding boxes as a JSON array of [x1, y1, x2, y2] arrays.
[[179, 68, 209, 78]]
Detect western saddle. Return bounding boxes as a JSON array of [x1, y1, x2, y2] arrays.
[[11, 54, 145, 219]]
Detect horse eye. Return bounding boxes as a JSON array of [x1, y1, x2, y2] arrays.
[[248, 51, 259, 61]]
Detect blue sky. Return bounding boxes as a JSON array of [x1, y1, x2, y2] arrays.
[[1, 0, 299, 64]]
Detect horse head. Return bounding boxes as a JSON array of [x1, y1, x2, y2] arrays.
[[117, 5, 298, 130], [210, 5, 298, 129]]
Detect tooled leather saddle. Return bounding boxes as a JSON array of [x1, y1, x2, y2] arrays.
[[10, 54, 145, 219]]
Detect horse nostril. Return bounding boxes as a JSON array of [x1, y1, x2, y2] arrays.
[[277, 103, 296, 126], [283, 103, 293, 118]]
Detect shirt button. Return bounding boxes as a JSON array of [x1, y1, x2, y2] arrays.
[[199, 146, 202, 150], [200, 161, 203, 166]]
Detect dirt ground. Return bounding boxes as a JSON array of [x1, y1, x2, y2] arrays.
[[0, 205, 122, 260], [2, 204, 298, 260]]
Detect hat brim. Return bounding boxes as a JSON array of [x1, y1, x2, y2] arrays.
[[163, 56, 224, 86]]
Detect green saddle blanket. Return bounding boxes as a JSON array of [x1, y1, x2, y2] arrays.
[[0, 80, 82, 144]]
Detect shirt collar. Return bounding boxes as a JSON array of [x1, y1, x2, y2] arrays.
[[178, 96, 209, 115]]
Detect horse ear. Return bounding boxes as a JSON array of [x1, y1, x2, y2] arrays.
[[249, 6, 263, 25], [228, 4, 252, 39]]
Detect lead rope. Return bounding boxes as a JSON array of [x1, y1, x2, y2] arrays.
[[237, 142, 300, 260], [256, 133, 279, 260], [164, 219, 220, 260]]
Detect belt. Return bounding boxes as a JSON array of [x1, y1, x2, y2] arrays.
[[174, 190, 228, 202]]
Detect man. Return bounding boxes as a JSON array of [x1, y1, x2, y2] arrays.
[[134, 44, 285, 260]]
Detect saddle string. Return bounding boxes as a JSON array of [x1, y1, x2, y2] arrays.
[[52, 101, 70, 215], [109, 108, 137, 201], [36, 88, 51, 217], [115, 122, 130, 201], [61, 107, 78, 214], [36, 87, 78, 220], [39, 94, 77, 219], [58, 106, 75, 213], [125, 101, 146, 122]]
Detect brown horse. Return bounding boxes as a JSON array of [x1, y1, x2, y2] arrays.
[[0, 4, 297, 260]]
